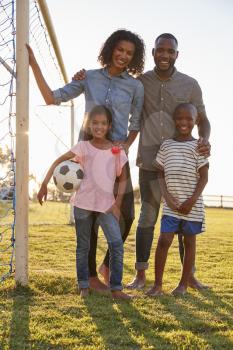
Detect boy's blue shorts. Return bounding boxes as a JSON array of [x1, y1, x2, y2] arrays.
[[161, 215, 202, 235]]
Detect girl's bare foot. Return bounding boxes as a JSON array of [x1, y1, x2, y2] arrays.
[[89, 276, 109, 292], [98, 264, 110, 286], [111, 290, 134, 299], [146, 285, 163, 296], [172, 284, 187, 296], [80, 288, 89, 298]]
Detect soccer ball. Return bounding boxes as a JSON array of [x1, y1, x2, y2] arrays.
[[53, 160, 84, 193]]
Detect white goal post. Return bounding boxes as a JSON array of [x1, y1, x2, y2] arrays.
[[15, 0, 74, 286]]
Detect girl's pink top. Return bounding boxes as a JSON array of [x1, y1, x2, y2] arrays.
[[70, 141, 128, 212]]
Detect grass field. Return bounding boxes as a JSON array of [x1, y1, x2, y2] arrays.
[[0, 202, 233, 349]]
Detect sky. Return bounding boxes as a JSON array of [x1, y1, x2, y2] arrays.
[[9, 0, 233, 196]]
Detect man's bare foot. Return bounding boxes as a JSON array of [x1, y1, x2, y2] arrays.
[[126, 271, 146, 290], [111, 290, 134, 299], [188, 276, 209, 290], [172, 285, 187, 296], [80, 288, 89, 298], [146, 285, 163, 297], [98, 263, 109, 286], [89, 276, 109, 292]]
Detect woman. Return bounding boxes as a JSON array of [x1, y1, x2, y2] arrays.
[[27, 29, 145, 291]]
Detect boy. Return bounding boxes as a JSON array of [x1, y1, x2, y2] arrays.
[[147, 103, 209, 296]]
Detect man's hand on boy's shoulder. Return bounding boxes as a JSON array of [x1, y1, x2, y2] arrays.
[[197, 137, 211, 158], [72, 69, 86, 81]]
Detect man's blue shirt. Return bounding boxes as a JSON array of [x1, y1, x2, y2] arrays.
[[53, 68, 144, 141]]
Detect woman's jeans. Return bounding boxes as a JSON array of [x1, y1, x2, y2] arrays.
[[74, 206, 123, 291]]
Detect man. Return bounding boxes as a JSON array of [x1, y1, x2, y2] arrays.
[[127, 33, 211, 290]]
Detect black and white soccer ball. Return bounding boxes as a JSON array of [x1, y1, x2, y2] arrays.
[[53, 160, 84, 193]]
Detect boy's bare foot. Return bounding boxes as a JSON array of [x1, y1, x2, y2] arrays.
[[98, 263, 109, 286], [80, 288, 89, 298], [89, 276, 109, 292], [126, 271, 146, 290], [111, 290, 134, 299], [172, 285, 187, 296], [188, 276, 209, 290], [146, 285, 163, 297]]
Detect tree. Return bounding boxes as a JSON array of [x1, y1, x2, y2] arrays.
[[0, 145, 12, 166], [0, 146, 14, 199]]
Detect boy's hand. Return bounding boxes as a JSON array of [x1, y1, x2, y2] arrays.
[[37, 183, 48, 206], [166, 197, 180, 211], [72, 69, 86, 81], [106, 203, 121, 221], [178, 198, 195, 215], [197, 137, 211, 157], [164, 194, 180, 211]]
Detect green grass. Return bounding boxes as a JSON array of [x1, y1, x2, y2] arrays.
[[0, 202, 233, 349]]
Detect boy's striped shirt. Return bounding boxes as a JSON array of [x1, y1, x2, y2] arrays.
[[154, 139, 209, 227]]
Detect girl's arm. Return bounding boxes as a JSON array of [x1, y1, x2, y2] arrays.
[[26, 44, 55, 105], [157, 170, 180, 211], [37, 151, 75, 205], [107, 164, 128, 220], [178, 165, 208, 215]]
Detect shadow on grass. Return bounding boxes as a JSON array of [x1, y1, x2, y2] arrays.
[[31, 275, 76, 295], [84, 295, 143, 349], [5, 276, 232, 349], [8, 285, 34, 350], [5, 278, 76, 349], [189, 288, 233, 327], [30, 275, 172, 349], [156, 289, 233, 349], [83, 295, 177, 350]]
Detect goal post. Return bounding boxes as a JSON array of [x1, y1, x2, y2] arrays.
[[15, 0, 29, 286], [13, 0, 75, 286]]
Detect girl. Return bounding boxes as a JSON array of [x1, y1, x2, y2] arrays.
[[147, 103, 209, 296], [27, 29, 145, 292], [37, 105, 132, 299]]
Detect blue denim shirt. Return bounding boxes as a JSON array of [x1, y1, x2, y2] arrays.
[[53, 68, 144, 141]]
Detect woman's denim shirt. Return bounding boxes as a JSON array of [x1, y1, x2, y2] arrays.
[[53, 68, 144, 141]]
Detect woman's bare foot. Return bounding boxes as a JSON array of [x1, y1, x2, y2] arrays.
[[80, 288, 89, 298], [98, 264, 110, 286], [172, 284, 187, 296], [89, 276, 109, 292], [126, 270, 146, 290], [188, 276, 209, 290], [146, 285, 163, 296], [111, 290, 134, 299]]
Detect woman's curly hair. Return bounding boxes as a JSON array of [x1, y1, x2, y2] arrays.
[[98, 29, 145, 77]]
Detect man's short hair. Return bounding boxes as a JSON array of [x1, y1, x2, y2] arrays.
[[155, 33, 178, 47]]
